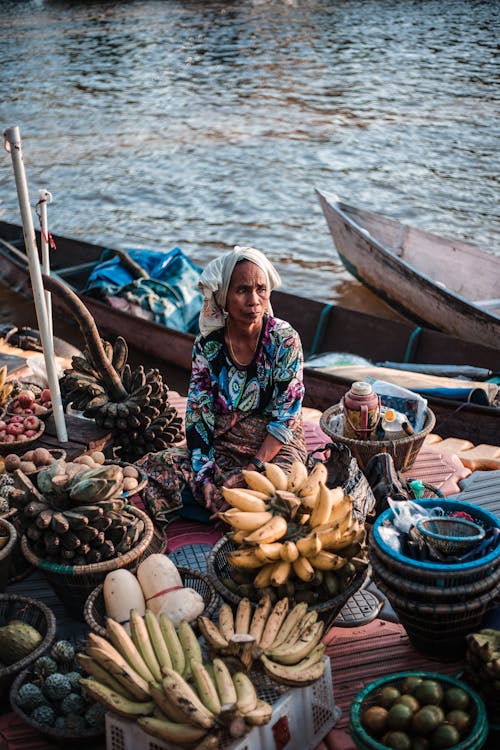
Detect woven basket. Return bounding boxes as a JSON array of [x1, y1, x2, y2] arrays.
[[83, 566, 220, 638], [207, 534, 368, 630], [350, 671, 488, 750], [10, 668, 104, 745], [374, 578, 496, 659], [319, 404, 435, 471], [104, 460, 148, 499], [0, 420, 46, 455], [20, 506, 154, 619], [0, 516, 18, 592], [0, 594, 56, 698]]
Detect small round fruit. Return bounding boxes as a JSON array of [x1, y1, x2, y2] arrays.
[[382, 730, 412, 750], [401, 676, 423, 695], [387, 703, 413, 731], [361, 705, 388, 735], [378, 685, 401, 709], [415, 680, 444, 706], [443, 687, 469, 712], [429, 723, 461, 748], [411, 738, 430, 750], [397, 694, 420, 713], [412, 706, 441, 735], [446, 709, 471, 735]]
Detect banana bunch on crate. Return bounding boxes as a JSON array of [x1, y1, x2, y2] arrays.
[[0, 365, 18, 408], [78, 609, 273, 748], [218, 461, 368, 605], [61, 337, 183, 462], [8, 461, 143, 565], [464, 628, 500, 723], [197, 593, 326, 685]]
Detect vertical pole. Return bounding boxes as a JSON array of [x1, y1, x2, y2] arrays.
[[3, 126, 68, 442], [36, 189, 53, 348]]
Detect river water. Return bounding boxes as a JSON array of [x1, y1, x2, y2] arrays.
[[0, 0, 498, 307]]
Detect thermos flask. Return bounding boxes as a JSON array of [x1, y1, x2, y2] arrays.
[[342, 381, 381, 440]]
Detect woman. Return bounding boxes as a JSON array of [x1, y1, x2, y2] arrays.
[[138, 246, 307, 522]]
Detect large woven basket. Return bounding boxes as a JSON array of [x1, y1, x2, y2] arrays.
[[207, 534, 368, 631], [0, 516, 18, 592], [320, 404, 435, 471], [11, 667, 104, 745], [83, 566, 220, 638], [20, 506, 154, 619], [0, 594, 56, 698]]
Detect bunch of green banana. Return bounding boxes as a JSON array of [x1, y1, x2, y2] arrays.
[[197, 595, 326, 685], [218, 460, 368, 605], [78, 609, 274, 745], [61, 338, 183, 462], [464, 628, 500, 722], [8, 464, 145, 565], [0, 365, 18, 408]]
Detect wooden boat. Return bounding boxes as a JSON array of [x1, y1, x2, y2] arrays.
[[0, 220, 499, 444], [316, 189, 500, 348]]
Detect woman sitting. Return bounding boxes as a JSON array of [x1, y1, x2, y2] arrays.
[[138, 246, 307, 522]]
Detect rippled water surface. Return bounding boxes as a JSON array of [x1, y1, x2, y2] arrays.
[[0, 0, 498, 304]]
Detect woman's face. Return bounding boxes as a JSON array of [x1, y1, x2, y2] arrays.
[[225, 261, 269, 326]]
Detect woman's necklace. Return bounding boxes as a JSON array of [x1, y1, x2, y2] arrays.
[[226, 318, 260, 368]]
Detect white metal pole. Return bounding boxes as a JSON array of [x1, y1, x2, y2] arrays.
[[4, 126, 68, 443], [36, 189, 53, 348]]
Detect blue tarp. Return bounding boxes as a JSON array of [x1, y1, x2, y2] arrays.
[[83, 247, 203, 334]]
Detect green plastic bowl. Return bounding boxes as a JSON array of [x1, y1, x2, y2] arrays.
[[350, 671, 489, 750]]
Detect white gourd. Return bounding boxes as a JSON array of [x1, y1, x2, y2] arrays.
[[136, 553, 204, 625], [103, 569, 146, 634]]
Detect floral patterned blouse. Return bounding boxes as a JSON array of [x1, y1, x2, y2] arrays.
[[185, 315, 305, 487]]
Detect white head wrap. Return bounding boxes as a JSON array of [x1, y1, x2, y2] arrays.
[[198, 246, 281, 336]]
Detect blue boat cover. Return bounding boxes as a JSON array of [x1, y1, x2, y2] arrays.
[[83, 247, 203, 334]]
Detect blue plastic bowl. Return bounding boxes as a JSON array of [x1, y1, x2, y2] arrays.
[[372, 498, 500, 586]]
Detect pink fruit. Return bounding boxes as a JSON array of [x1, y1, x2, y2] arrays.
[[17, 434, 28, 442], [12, 406, 24, 414], [8, 415, 25, 424], [18, 391, 36, 408], [44, 401, 52, 409], [23, 416, 40, 431], [24, 430, 36, 438], [7, 423, 24, 436], [0, 430, 6, 440], [33, 404, 48, 416], [40, 389, 51, 403], [3, 434, 15, 443], [22, 407, 35, 414], [0, 420, 6, 430]]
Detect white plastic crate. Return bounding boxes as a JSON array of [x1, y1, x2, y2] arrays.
[[106, 657, 340, 750]]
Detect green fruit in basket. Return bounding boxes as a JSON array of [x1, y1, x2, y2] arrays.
[[16, 683, 47, 712], [64, 713, 87, 733], [396, 694, 420, 713], [43, 673, 72, 701], [445, 709, 471, 736], [361, 705, 388, 735], [33, 655, 58, 677], [378, 685, 401, 709], [0, 620, 43, 665], [415, 680, 444, 706], [401, 676, 423, 695], [61, 692, 86, 716], [411, 739, 430, 750], [443, 686, 469, 712], [84, 701, 106, 728], [30, 704, 56, 726], [381, 730, 412, 749], [429, 723, 461, 748], [387, 703, 413, 731], [51, 639, 75, 664], [411, 706, 442, 735]]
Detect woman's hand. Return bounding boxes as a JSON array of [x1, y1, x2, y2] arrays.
[[223, 472, 246, 489], [202, 482, 219, 510]]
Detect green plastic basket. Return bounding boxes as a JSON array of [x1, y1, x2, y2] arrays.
[[349, 671, 489, 750]]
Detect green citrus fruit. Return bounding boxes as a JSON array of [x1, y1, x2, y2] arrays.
[[397, 694, 420, 713], [382, 731, 412, 750], [387, 703, 413, 731], [361, 705, 388, 735], [401, 676, 424, 695], [446, 709, 471, 735], [415, 680, 444, 706], [378, 685, 401, 709], [411, 706, 441, 735], [411, 738, 430, 750], [429, 723, 461, 748], [443, 687, 469, 712]]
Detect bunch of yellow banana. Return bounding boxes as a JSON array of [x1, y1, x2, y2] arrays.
[[77, 608, 274, 745], [196, 595, 326, 686], [0, 366, 16, 408], [219, 460, 368, 602]]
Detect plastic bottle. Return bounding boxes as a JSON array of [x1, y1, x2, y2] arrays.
[[381, 409, 406, 440]]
